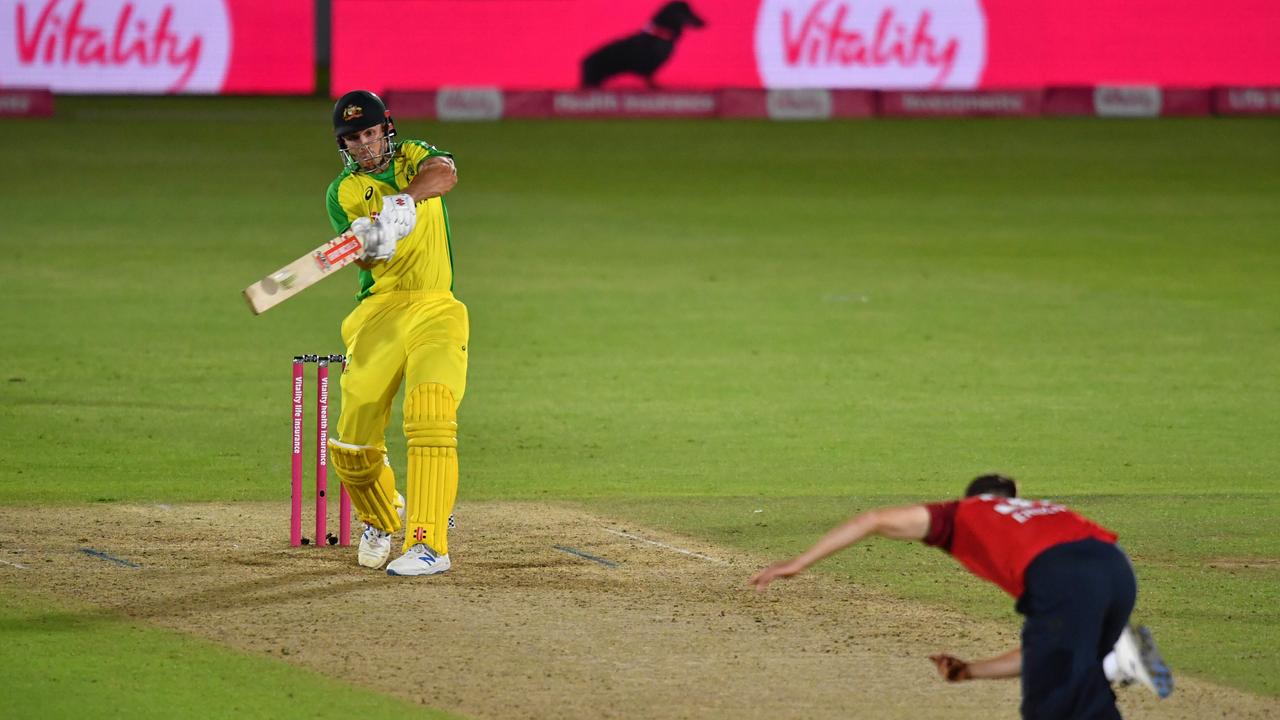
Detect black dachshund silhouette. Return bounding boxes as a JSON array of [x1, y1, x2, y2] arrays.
[[580, 2, 706, 89]]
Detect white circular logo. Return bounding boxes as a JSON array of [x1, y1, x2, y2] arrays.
[[0, 0, 231, 93], [1093, 86, 1162, 118], [755, 0, 987, 89], [436, 88, 504, 121]]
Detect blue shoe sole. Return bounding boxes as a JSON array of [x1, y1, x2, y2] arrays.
[[1137, 626, 1174, 698]]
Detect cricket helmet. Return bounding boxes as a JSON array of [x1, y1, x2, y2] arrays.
[[332, 90, 397, 171]]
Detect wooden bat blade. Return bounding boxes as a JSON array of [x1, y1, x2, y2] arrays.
[[243, 232, 364, 315]]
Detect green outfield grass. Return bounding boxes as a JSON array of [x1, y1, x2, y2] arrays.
[[1, 97, 1277, 706], [0, 588, 458, 719]]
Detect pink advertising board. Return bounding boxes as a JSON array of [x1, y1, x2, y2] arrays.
[[331, 0, 1280, 95], [1213, 86, 1280, 114], [0, 86, 53, 115], [0, 0, 313, 94]]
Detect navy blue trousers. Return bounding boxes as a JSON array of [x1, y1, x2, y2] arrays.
[[1016, 539, 1136, 720]]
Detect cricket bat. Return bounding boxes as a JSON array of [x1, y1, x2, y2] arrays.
[[242, 231, 364, 315]]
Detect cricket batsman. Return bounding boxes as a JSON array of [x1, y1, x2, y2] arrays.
[[324, 90, 466, 577]]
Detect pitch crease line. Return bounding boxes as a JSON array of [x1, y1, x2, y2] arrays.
[[0, 558, 30, 570], [602, 527, 728, 564], [78, 547, 141, 568], [552, 545, 619, 568]]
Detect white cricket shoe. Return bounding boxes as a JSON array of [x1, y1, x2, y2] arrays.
[[356, 494, 405, 569], [357, 525, 393, 568], [386, 543, 450, 577], [1114, 624, 1174, 698]]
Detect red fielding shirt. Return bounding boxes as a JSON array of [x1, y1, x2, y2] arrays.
[[924, 495, 1118, 598]]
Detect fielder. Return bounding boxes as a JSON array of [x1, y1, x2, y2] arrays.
[[324, 90, 466, 577], [750, 474, 1173, 719]]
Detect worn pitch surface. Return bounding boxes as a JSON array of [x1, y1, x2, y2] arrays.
[[0, 502, 1272, 719]]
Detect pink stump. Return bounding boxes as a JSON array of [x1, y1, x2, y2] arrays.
[[338, 356, 351, 545], [290, 358, 304, 546], [338, 487, 352, 545], [315, 358, 330, 543]]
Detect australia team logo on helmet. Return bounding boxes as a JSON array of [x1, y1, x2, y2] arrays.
[[342, 104, 364, 122]]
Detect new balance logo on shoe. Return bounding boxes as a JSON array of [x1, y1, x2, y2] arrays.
[[386, 543, 451, 577]]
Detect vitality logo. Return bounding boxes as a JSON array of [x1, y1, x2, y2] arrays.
[[3, 0, 231, 93], [755, 0, 987, 89]]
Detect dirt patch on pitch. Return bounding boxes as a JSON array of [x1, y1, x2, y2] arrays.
[[0, 502, 1274, 719]]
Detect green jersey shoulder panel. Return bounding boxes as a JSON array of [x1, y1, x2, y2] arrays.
[[325, 167, 357, 234]]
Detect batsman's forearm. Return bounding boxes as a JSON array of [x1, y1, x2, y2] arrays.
[[405, 159, 456, 202]]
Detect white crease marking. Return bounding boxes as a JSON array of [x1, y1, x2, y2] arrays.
[[602, 527, 728, 564]]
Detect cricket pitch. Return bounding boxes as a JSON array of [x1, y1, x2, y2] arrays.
[[0, 502, 1273, 719]]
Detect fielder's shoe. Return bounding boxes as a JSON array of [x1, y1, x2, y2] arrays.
[[1114, 624, 1174, 698], [386, 543, 450, 577], [356, 494, 406, 569]]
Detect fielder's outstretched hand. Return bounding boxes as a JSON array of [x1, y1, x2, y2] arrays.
[[929, 654, 973, 682], [748, 559, 805, 592]]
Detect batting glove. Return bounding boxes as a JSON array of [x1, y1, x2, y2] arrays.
[[350, 216, 398, 261], [379, 193, 417, 242]]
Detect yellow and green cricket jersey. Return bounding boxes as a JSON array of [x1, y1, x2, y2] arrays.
[[325, 139, 454, 300]]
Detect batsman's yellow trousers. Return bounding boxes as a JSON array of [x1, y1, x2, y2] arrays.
[[334, 289, 468, 554]]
